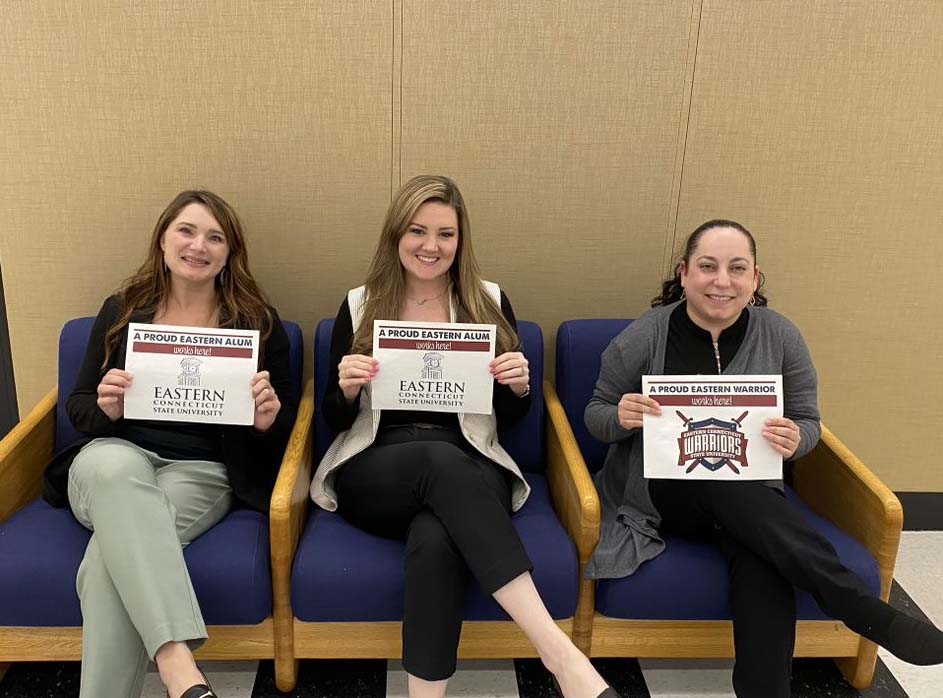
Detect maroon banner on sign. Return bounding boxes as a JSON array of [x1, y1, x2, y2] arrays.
[[377, 339, 491, 351], [653, 395, 778, 407], [132, 342, 253, 358]]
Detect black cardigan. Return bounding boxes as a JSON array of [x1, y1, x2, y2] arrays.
[[42, 295, 296, 512]]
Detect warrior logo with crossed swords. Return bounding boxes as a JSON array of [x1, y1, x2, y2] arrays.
[[675, 410, 750, 474]]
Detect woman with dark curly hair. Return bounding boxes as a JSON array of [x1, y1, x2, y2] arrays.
[[586, 219, 943, 697]]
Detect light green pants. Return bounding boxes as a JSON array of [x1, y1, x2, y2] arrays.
[[68, 437, 232, 698]]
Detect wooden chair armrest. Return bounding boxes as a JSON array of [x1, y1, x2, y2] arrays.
[[270, 378, 315, 573], [0, 386, 57, 523], [792, 423, 902, 600], [544, 380, 601, 564]]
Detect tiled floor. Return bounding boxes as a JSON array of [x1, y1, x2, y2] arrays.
[[2, 532, 940, 698]]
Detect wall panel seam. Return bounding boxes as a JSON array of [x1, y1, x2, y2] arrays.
[[663, 0, 704, 276], [391, 0, 403, 198]]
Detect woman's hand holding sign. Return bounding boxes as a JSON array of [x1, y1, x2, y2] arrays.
[[617, 393, 662, 430], [338, 354, 379, 404], [490, 351, 529, 397], [762, 417, 801, 458], [97, 369, 133, 422], [251, 370, 281, 432]]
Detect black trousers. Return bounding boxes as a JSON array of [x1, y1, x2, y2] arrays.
[[334, 425, 533, 681], [650, 479, 881, 698]]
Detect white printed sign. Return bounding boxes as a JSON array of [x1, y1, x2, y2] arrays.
[[370, 320, 496, 414], [642, 375, 784, 480], [123, 323, 259, 425]]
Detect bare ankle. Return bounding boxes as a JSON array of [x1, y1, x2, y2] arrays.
[[540, 636, 582, 677], [155, 642, 204, 698]]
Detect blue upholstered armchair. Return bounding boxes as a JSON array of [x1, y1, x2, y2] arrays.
[[553, 319, 903, 689], [268, 319, 595, 692], [0, 317, 307, 681]]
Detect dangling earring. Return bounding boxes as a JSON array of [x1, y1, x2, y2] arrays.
[[679, 288, 686, 301], [749, 294, 757, 306]]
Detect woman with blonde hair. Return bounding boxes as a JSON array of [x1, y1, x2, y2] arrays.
[[43, 190, 295, 698], [311, 175, 618, 698]]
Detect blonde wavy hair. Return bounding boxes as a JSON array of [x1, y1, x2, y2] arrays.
[[351, 175, 520, 356], [102, 190, 273, 368]]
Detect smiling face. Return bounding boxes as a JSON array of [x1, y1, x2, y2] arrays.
[[679, 225, 760, 334], [397, 201, 459, 285], [159, 202, 229, 287]]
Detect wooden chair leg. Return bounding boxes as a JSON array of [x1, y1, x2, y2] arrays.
[[571, 572, 595, 655], [275, 657, 298, 693], [273, 608, 297, 691], [836, 637, 878, 689], [272, 564, 298, 691]]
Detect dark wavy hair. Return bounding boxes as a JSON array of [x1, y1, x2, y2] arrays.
[[651, 219, 768, 307]]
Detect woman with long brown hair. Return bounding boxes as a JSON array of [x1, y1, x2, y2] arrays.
[[310, 175, 618, 698], [43, 190, 295, 698]]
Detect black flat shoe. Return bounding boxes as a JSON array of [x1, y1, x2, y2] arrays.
[[880, 613, 943, 666], [177, 685, 217, 698], [849, 598, 943, 666], [168, 670, 218, 698], [551, 674, 621, 698]]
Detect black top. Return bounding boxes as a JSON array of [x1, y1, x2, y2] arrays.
[[121, 420, 221, 462], [43, 294, 297, 512], [323, 290, 532, 433], [664, 301, 749, 375]]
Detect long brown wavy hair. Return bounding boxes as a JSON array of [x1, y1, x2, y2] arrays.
[[102, 190, 273, 367], [351, 175, 520, 356], [652, 219, 768, 307]]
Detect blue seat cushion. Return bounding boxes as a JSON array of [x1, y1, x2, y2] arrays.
[[595, 488, 882, 620], [291, 473, 578, 621], [555, 319, 633, 474], [0, 499, 272, 626]]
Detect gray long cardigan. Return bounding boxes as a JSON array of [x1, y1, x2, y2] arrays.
[[583, 302, 821, 579]]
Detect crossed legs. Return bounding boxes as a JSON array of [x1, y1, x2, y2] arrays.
[[335, 427, 608, 697], [651, 479, 943, 697], [68, 438, 231, 698]]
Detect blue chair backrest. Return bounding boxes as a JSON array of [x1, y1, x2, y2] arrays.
[[56, 318, 305, 452], [313, 319, 546, 472], [555, 319, 633, 473]]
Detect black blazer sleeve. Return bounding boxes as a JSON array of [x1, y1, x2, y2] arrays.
[[66, 295, 126, 437], [322, 298, 362, 433], [493, 290, 532, 427], [257, 306, 297, 440]]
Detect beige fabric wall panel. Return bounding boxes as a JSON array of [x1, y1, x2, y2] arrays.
[[398, 1, 696, 346], [676, 1, 943, 490], [0, 1, 393, 414]]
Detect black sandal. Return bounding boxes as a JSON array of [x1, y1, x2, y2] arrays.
[[551, 674, 621, 698], [177, 687, 217, 698], [168, 669, 218, 698]]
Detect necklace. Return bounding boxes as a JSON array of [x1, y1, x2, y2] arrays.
[[407, 287, 448, 306]]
